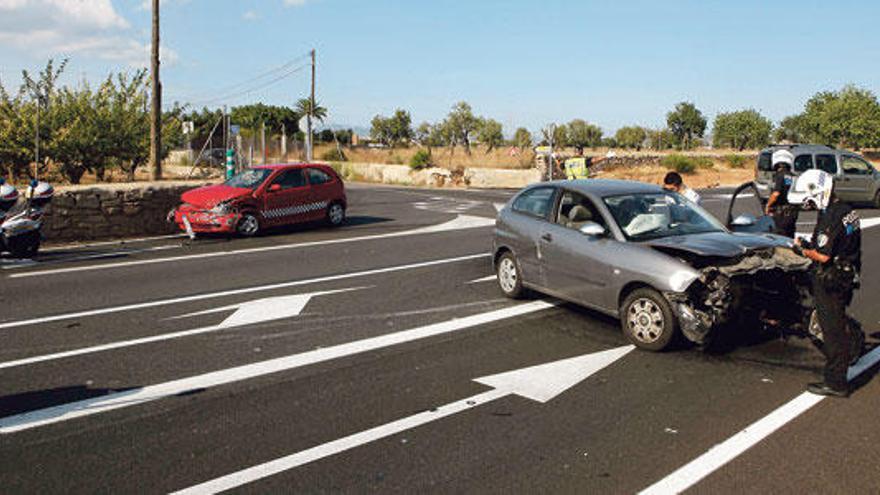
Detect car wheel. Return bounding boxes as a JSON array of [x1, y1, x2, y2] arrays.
[[237, 213, 260, 237], [874, 190, 880, 209], [326, 202, 346, 227], [6, 232, 40, 258], [621, 288, 677, 351], [496, 252, 525, 299]]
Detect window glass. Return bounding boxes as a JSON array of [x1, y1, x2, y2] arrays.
[[815, 155, 838, 174], [272, 169, 307, 190], [841, 156, 873, 175], [308, 168, 332, 185], [512, 187, 555, 219], [793, 154, 813, 173], [225, 169, 270, 189], [603, 192, 725, 241], [757, 152, 773, 172], [556, 191, 606, 230]]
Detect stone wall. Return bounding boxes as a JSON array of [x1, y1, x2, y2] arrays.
[[42, 181, 207, 242], [328, 162, 541, 189]]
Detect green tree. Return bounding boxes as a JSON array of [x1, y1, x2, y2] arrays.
[[231, 103, 299, 137], [513, 127, 532, 150], [799, 85, 880, 149], [647, 128, 676, 150], [615, 126, 648, 150], [295, 98, 328, 124], [370, 109, 413, 148], [666, 101, 707, 149], [444, 102, 481, 155], [477, 118, 504, 153], [566, 119, 603, 152], [0, 81, 34, 180], [541, 124, 569, 148], [774, 114, 808, 143], [712, 109, 773, 150]]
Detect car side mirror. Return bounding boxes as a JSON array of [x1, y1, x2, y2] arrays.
[[731, 214, 756, 227], [268, 184, 282, 193], [579, 221, 606, 237]]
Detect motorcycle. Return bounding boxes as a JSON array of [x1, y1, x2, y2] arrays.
[[0, 179, 54, 258]]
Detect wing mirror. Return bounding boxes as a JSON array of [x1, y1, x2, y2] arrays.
[[579, 221, 606, 237], [268, 184, 282, 193], [731, 214, 756, 227]]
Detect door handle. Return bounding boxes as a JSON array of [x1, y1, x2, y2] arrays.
[[541, 233, 553, 242]]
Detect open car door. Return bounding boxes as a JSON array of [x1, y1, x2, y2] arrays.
[[726, 182, 775, 233]]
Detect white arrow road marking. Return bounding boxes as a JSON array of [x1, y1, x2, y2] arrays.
[[172, 345, 634, 495], [0, 253, 489, 331], [9, 214, 495, 279], [0, 300, 556, 434], [640, 345, 880, 495], [0, 289, 361, 371]]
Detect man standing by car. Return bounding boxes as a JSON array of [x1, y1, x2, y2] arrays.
[[564, 151, 616, 180], [765, 150, 798, 237], [793, 170, 863, 398], [662, 172, 701, 205]]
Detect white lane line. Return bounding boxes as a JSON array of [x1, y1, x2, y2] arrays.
[[0, 300, 557, 434], [9, 214, 495, 279], [0, 253, 490, 331], [639, 345, 880, 495], [795, 216, 880, 240], [467, 275, 496, 284], [40, 234, 186, 252], [0, 289, 362, 371], [3, 245, 179, 271]]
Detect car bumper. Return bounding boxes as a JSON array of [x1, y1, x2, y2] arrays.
[[172, 208, 240, 234]]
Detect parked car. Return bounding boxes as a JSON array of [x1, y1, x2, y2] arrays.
[[755, 144, 880, 207], [492, 179, 813, 351], [171, 163, 346, 236]]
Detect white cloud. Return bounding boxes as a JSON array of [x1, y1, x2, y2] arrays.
[[0, 0, 176, 68], [242, 10, 259, 21]]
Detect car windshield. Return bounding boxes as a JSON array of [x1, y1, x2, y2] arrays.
[[225, 169, 270, 189], [604, 192, 726, 241]]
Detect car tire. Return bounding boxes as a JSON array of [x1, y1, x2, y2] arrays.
[[496, 252, 526, 299], [6, 231, 40, 259], [620, 288, 678, 351], [236, 212, 260, 237], [873, 191, 880, 209], [326, 202, 346, 227]]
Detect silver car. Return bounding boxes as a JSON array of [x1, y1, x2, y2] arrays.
[[493, 180, 813, 351]]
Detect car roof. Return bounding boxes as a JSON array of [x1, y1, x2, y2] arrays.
[[538, 179, 664, 197], [252, 163, 327, 170], [760, 144, 838, 154]]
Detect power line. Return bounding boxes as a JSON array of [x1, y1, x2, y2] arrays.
[[188, 63, 310, 107]]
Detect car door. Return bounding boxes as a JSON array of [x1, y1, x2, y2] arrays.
[[539, 190, 615, 310], [261, 168, 311, 227], [726, 182, 774, 233], [305, 167, 337, 221], [505, 186, 558, 287], [838, 155, 874, 202]]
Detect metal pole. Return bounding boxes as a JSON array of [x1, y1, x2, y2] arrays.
[[34, 98, 40, 179], [307, 49, 315, 162], [261, 122, 267, 164], [149, 0, 162, 180]]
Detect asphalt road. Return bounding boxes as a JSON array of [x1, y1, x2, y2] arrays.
[[1, 182, 879, 493]]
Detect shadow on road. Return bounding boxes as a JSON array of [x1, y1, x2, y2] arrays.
[[0, 385, 137, 418]]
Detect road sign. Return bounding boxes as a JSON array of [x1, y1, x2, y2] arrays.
[[230, 125, 240, 136], [172, 346, 634, 494], [182, 121, 194, 134]]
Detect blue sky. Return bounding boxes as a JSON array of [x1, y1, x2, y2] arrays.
[[1, 0, 879, 134]]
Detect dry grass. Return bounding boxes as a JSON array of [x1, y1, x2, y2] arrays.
[[598, 163, 755, 189]]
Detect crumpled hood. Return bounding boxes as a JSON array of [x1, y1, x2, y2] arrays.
[[181, 184, 251, 209], [644, 231, 790, 258]]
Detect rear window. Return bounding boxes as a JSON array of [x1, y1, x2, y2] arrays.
[[757, 152, 773, 172], [816, 154, 838, 174], [793, 154, 813, 173]]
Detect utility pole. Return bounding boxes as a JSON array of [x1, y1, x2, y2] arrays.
[[307, 49, 316, 162], [149, 0, 162, 180], [34, 96, 40, 180]]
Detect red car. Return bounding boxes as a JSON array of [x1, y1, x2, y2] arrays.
[[172, 163, 346, 236]]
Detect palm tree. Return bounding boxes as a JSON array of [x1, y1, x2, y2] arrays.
[[295, 98, 327, 123]]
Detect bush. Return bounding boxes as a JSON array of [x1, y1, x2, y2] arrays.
[[661, 154, 697, 174], [724, 154, 748, 168], [321, 148, 347, 162], [409, 149, 433, 170], [693, 156, 714, 169]]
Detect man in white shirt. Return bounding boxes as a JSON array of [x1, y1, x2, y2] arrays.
[[663, 172, 701, 205]]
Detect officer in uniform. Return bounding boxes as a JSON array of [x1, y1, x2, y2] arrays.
[[793, 170, 863, 398], [765, 149, 798, 237], [564, 151, 615, 180]]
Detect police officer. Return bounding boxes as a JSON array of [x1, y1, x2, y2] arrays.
[[793, 170, 863, 398], [765, 149, 798, 237], [564, 150, 615, 180]]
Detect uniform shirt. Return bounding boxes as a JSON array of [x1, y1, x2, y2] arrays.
[[811, 201, 862, 271], [772, 170, 793, 206], [681, 186, 701, 205]]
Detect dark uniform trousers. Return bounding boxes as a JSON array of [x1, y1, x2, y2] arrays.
[[812, 271, 854, 389], [773, 206, 799, 238]]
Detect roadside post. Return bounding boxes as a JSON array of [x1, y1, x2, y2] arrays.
[[225, 149, 235, 180]]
